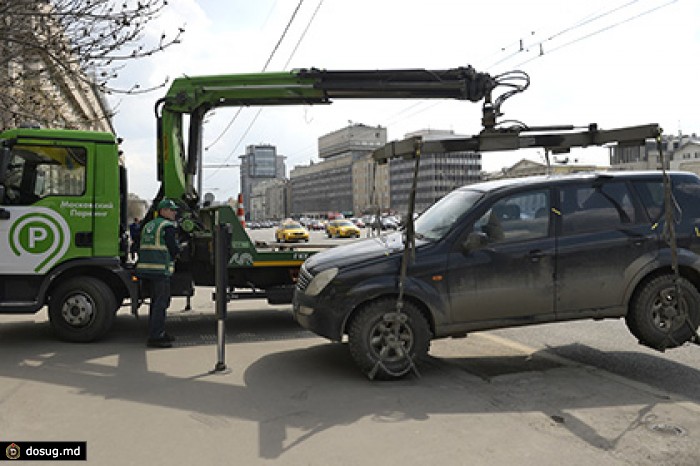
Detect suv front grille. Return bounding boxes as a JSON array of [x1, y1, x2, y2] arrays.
[[296, 264, 313, 292]]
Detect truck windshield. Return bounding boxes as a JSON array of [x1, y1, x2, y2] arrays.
[[414, 189, 483, 241]]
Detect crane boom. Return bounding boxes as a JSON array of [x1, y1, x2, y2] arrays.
[[155, 66, 495, 203]]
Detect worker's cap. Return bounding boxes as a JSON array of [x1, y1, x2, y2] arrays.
[[157, 199, 179, 210]]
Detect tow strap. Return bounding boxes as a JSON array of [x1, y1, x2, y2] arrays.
[[368, 139, 423, 380], [657, 131, 700, 349]]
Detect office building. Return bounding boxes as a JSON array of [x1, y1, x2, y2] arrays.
[[389, 129, 482, 214], [239, 144, 286, 219]]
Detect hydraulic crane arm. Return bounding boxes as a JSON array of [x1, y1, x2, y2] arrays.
[[160, 66, 493, 112], [154, 66, 496, 205], [372, 123, 662, 163]]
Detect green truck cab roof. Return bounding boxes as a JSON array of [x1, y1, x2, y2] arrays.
[[0, 127, 117, 144]]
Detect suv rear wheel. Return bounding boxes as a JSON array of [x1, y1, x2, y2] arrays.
[[626, 274, 700, 349], [348, 299, 431, 380]]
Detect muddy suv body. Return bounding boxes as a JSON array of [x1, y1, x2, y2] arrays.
[[294, 171, 700, 379]]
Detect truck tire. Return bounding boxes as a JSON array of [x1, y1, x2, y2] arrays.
[[48, 277, 116, 342], [348, 299, 431, 380], [626, 274, 700, 350]]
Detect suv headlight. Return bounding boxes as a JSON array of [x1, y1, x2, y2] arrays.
[[305, 267, 338, 296]]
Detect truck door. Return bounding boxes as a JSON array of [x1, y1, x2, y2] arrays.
[[0, 143, 87, 276], [447, 188, 555, 324]]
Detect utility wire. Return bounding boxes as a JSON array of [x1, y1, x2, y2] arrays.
[[283, 0, 324, 69], [382, 0, 675, 131], [487, 0, 641, 70], [513, 0, 677, 68], [543, 0, 640, 45], [380, 2, 647, 135], [205, 0, 324, 181], [217, 0, 323, 170], [204, 0, 305, 154], [262, 0, 305, 71]]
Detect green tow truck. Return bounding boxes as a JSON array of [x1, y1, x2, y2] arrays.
[[0, 66, 498, 342], [0, 65, 661, 345]]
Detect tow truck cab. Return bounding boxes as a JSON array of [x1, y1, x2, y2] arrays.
[[0, 127, 135, 341]]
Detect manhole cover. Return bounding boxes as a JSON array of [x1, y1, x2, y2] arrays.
[[647, 423, 687, 437]]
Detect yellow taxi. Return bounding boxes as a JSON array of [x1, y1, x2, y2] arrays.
[[326, 219, 361, 238], [275, 221, 310, 243]]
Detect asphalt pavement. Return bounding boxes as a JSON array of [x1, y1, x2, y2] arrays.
[[1, 288, 699, 465]]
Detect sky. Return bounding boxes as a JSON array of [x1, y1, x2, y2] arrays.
[[108, 0, 700, 202]]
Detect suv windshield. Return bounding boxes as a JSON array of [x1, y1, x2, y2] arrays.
[[415, 189, 483, 240]]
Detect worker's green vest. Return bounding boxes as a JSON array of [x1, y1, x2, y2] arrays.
[[136, 217, 176, 277]]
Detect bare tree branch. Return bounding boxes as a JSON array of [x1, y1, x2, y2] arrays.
[[0, 0, 184, 130]]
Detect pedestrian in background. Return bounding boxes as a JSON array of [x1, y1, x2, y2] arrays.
[[128, 217, 140, 262], [135, 199, 181, 348]]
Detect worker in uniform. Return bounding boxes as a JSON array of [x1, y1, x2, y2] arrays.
[[136, 199, 181, 348]]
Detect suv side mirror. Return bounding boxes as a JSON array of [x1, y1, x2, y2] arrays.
[[462, 231, 488, 252]]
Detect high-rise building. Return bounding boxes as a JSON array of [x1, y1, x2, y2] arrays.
[[239, 144, 286, 219]]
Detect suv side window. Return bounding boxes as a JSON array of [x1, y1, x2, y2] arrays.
[[475, 190, 549, 243], [632, 177, 700, 222], [560, 182, 636, 235], [631, 181, 664, 222]]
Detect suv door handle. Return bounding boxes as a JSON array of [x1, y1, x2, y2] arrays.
[[528, 249, 545, 262], [629, 237, 649, 247]]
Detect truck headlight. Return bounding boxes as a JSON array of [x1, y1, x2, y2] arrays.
[[305, 267, 338, 296]]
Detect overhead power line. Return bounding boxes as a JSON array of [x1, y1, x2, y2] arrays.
[[513, 0, 678, 68], [204, 0, 305, 154], [382, 0, 677, 131], [205, 0, 324, 182]]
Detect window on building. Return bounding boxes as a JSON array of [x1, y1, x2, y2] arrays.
[[248, 147, 277, 178]]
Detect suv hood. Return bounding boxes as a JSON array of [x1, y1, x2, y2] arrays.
[[305, 232, 406, 271]]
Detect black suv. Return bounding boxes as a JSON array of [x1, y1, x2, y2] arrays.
[[294, 171, 700, 379]]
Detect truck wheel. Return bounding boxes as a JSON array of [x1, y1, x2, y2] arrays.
[[626, 274, 700, 350], [48, 277, 116, 342], [348, 299, 431, 380]]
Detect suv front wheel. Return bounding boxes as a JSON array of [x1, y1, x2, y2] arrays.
[[348, 299, 431, 380], [626, 274, 700, 350]]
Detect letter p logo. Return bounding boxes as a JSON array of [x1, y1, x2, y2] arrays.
[[9, 211, 69, 274], [29, 226, 48, 249]]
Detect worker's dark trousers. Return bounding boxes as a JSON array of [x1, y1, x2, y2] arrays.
[[147, 276, 171, 339]]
